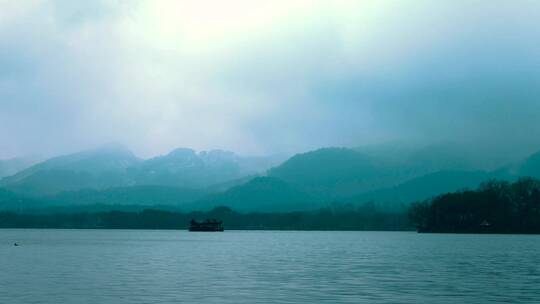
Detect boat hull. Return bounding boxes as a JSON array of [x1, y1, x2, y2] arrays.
[[188, 227, 224, 232], [189, 219, 224, 232]]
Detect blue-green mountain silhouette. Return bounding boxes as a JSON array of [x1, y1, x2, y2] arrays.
[[0, 188, 42, 211], [48, 185, 207, 208], [0, 144, 141, 195], [0, 144, 282, 196], [2, 145, 540, 213], [187, 177, 317, 212], [348, 170, 492, 205], [518, 150, 540, 178], [267, 148, 396, 200], [0, 157, 37, 179]]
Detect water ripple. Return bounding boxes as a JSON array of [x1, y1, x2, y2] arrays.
[[1, 230, 539, 303]]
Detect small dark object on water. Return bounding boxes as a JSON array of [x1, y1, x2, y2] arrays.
[[14, 243, 19, 246], [189, 219, 224, 232]]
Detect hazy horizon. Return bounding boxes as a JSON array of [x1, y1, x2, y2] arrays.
[[2, 140, 538, 174], [2, 1, 540, 163]]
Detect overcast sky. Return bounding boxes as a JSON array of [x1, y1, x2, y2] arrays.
[[1, 0, 539, 159]]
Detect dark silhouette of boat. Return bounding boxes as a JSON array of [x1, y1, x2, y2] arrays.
[[189, 219, 224, 232]]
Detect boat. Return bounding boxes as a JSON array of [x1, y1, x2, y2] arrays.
[[189, 219, 224, 232]]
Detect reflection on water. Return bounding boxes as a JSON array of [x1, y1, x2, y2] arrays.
[[1, 230, 540, 303]]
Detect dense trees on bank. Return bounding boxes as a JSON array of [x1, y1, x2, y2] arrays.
[[0, 205, 409, 231], [409, 178, 540, 233]]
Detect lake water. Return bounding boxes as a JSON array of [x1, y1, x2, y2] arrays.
[[1, 230, 539, 304]]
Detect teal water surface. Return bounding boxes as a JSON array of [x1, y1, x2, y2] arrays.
[[1, 230, 539, 303]]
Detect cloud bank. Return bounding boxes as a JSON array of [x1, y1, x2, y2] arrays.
[[1, 0, 539, 160]]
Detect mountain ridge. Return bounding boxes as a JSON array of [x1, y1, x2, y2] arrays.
[[2, 144, 540, 212], [0, 144, 284, 196]]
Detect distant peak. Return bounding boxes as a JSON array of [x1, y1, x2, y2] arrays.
[[200, 149, 235, 156], [167, 148, 197, 157]]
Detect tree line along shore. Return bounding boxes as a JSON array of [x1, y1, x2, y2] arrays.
[[1, 178, 540, 233]]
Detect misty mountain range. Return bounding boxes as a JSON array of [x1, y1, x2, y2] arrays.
[[1, 143, 540, 212], [0, 144, 283, 196], [0, 157, 39, 179]]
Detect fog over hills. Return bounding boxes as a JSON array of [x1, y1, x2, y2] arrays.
[[0, 144, 285, 196], [0, 157, 39, 179], [2, 143, 540, 213], [0, 144, 142, 195], [518, 150, 540, 179]]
